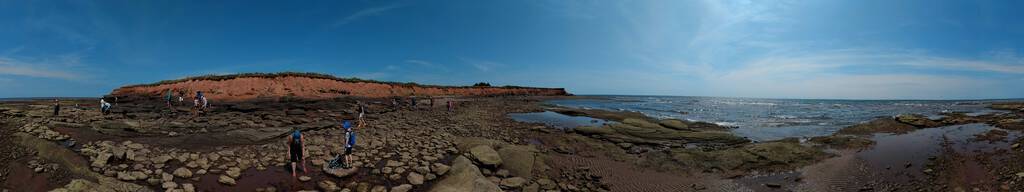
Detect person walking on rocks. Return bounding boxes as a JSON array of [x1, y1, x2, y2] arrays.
[[343, 120, 356, 169], [165, 89, 174, 110], [447, 100, 454, 112], [357, 102, 367, 128], [287, 128, 307, 179]]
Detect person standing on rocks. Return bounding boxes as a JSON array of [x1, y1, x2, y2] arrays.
[[343, 120, 356, 169], [53, 98, 60, 117], [100, 99, 112, 115], [287, 128, 307, 179]]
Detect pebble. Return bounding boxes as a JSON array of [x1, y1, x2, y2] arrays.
[[299, 176, 311, 182]]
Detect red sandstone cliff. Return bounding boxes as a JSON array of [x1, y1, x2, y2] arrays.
[[110, 73, 569, 101]]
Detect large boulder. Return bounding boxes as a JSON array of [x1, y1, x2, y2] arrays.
[[496, 145, 537, 180], [428, 156, 502, 192], [469, 146, 502, 167]]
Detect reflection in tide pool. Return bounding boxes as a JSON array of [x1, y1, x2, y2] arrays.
[[508, 111, 614, 130]]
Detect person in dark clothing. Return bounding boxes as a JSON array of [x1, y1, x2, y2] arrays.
[[286, 128, 306, 179], [342, 121, 356, 168], [53, 99, 60, 116]]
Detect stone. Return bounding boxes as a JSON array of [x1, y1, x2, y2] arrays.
[[226, 167, 241, 178], [468, 146, 502, 166], [162, 182, 178, 189], [162, 173, 174, 182], [495, 169, 510, 177], [182, 183, 195, 192], [371, 185, 387, 192], [537, 178, 556, 190], [432, 163, 450, 175], [117, 171, 136, 181], [318, 180, 340, 192], [390, 184, 412, 192], [218, 175, 236, 185], [152, 155, 173, 164], [92, 153, 112, 167], [357, 182, 370, 192], [324, 164, 359, 178], [428, 156, 501, 192], [173, 168, 193, 178], [895, 114, 942, 127], [523, 183, 540, 192], [500, 177, 526, 189], [130, 171, 148, 180], [299, 176, 312, 182], [407, 172, 424, 185]]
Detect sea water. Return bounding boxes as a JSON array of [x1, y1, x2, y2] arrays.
[[541, 96, 1019, 141]]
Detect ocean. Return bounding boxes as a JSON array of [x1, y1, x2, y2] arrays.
[[531, 95, 1020, 141]]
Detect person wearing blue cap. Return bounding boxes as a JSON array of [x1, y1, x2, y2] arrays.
[[343, 120, 356, 169], [286, 127, 306, 179]]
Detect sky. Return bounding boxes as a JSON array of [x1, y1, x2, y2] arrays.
[[1, 0, 1022, 99]]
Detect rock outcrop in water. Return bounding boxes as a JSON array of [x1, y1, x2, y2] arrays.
[[110, 72, 568, 102]]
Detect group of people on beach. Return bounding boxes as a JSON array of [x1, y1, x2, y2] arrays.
[[287, 103, 365, 180]]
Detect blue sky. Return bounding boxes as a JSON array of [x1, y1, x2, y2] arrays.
[[1, 0, 1022, 99]]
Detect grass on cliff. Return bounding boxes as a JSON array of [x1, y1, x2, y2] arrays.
[[121, 72, 559, 90]]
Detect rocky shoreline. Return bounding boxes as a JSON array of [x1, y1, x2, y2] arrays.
[[2, 98, 1024, 191]]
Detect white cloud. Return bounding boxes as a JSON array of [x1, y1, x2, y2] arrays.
[[0, 57, 81, 80], [709, 49, 1024, 99], [331, 4, 407, 28], [404, 59, 434, 67], [459, 57, 503, 72]]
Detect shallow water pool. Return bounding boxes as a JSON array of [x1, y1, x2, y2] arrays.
[[508, 111, 614, 130]]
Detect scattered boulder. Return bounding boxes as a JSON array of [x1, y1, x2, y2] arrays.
[[92, 153, 112, 167], [218, 175, 236, 185], [173, 168, 193, 178], [391, 184, 413, 192], [317, 180, 340, 192], [469, 145, 502, 167], [499, 177, 527, 189], [496, 145, 537, 180], [432, 163, 450, 175], [428, 156, 501, 192], [323, 164, 359, 178], [408, 172, 425, 185]]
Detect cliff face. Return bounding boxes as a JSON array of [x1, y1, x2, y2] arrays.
[[110, 75, 568, 101]]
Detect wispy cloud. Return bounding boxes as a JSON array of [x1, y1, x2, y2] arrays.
[[0, 57, 82, 80], [710, 49, 1024, 99], [404, 59, 434, 67], [459, 57, 503, 72], [331, 3, 407, 28]]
